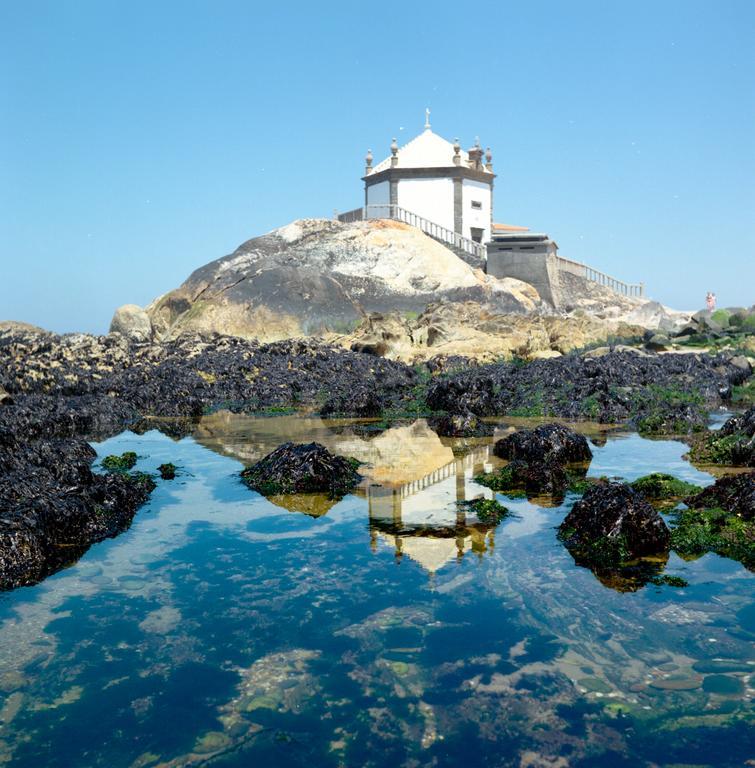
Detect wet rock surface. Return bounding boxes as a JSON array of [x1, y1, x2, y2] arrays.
[[0, 422, 153, 590], [241, 442, 361, 497], [0, 324, 751, 591], [684, 472, 755, 519], [426, 350, 745, 433], [559, 482, 671, 561], [493, 423, 592, 464], [428, 410, 493, 438], [688, 407, 755, 467], [486, 457, 569, 497], [477, 423, 591, 499]]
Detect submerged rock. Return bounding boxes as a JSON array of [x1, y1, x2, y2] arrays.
[[493, 423, 592, 464], [559, 481, 670, 561], [241, 442, 361, 497]]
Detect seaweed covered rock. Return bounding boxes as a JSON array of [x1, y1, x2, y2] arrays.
[[476, 458, 569, 497], [241, 442, 361, 497], [428, 410, 493, 438], [688, 407, 755, 468], [670, 504, 754, 570], [684, 472, 755, 519], [632, 399, 708, 436], [319, 386, 384, 418], [0, 427, 154, 590], [425, 350, 747, 430], [493, 423, 592, 464], [559, 481, 670, 561], [458, 498, 511, 525], [158, 463, 178, 480], [630, 473, 702, 502]]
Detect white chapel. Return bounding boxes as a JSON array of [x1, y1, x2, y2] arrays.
[[362, 111, 495, 244]]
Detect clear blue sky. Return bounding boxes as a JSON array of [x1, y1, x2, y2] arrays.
[[2, 0, 753, 333]]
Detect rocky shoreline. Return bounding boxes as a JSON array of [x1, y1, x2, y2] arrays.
[[0, 325, 753, 590]]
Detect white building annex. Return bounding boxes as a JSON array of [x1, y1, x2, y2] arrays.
[[362, 111, 495, 244]]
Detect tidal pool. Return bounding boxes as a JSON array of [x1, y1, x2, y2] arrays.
[[0, 415, 753, 767]]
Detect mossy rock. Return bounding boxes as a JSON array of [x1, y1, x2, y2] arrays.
[[670, 506, 755, 568], [101, 451, 138, 471], [458, 498, 511, 525], [157, 462, 177, 480], [689, 432, 745, 466], [630, 473, 702, 500]]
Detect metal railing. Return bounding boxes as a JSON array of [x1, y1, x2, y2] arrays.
[[337, 204, 487, 262], [557, 256, 645, 298]]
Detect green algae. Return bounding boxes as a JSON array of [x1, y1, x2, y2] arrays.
[[101, 451, 138, 471], [692, 660, 752, 674], [474, 464, 518, 492], [649, 675, 703, 691], [648, 575, 689, 588], [458, 497, 511, 525], [630, 473, 701, 500], [670, 507, 755, 568], [157, 462, 178, 480], [689, 432, 744, 466]]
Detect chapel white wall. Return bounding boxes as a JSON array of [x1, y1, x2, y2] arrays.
[[461, 179, 491, 242], [396, 178, 454, 232]]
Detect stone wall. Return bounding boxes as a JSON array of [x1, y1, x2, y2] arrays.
[[486, 245, 562, 307]]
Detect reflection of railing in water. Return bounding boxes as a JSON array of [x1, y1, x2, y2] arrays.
[[366, 445, 491, 535], [390, 445, 490, 502], [367, 446, 496, 573]]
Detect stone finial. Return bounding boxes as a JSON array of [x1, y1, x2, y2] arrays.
[[453, 138, 461, 166], [390, 137, 398, 168], [485, 146, 493, 172], [424, 107, 431, 130], [467, 140, 483, 170], [365, 148, 373, 175]]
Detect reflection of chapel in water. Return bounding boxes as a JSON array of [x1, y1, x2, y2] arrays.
[[193, 414, 502, 575], [367, 444, 497, 574]]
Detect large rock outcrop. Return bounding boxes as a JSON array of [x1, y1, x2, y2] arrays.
[[337, 302, 644, 363], [147, 219, 542, 341]]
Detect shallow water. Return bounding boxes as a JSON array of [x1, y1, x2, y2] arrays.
[[0, 415, 753, 767]]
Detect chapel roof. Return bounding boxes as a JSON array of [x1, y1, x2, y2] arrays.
[[371, 127, 491, 174]]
